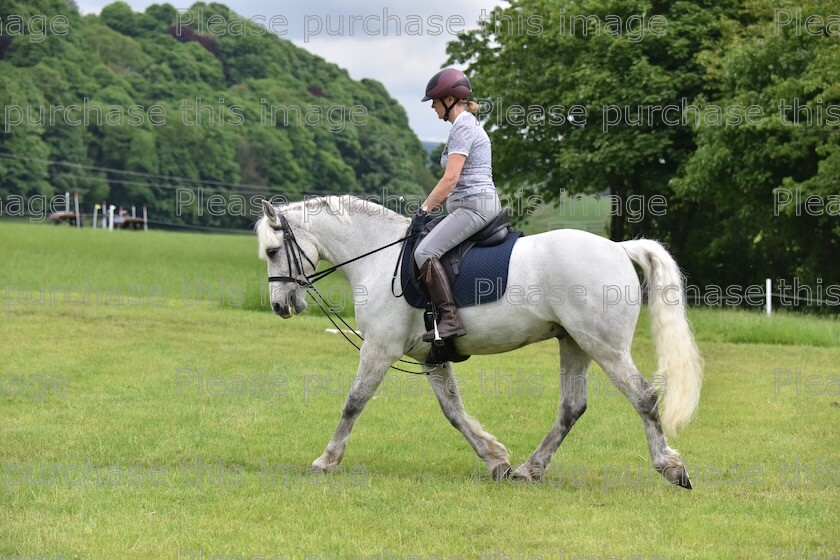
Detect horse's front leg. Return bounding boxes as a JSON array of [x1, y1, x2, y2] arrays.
[[428, 363, 511, 480], [310, 339, 396, 473]]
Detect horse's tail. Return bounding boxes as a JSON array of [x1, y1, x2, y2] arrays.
[[620, 239, 703, 436]]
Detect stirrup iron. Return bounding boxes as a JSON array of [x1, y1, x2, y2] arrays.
[[433, 316, 443, 346]]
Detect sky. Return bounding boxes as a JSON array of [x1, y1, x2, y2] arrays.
[[76, 0, 502, 142]]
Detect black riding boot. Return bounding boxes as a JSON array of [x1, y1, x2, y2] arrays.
[[420, 257, 466, 342]]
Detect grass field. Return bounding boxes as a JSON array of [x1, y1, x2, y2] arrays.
[[517, 193, 612, 237], [1, 222, 838, 560]]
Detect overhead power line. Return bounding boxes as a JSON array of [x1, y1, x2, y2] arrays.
[[0, 151, 361, 198], [0, 151, 273, 190]]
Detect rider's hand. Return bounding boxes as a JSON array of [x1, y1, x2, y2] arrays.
[[410, 209, 427, 232]]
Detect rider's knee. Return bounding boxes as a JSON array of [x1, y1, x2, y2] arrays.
[[414, 246, 434, 269]]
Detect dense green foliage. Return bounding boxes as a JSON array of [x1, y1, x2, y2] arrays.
[[670, 0, 840, 288], [0, 0, 434, 228], [448, 0, 839, 293]]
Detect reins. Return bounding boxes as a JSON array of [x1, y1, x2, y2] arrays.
[[268, 213, 417, 286], [266, 213, 441, 375]]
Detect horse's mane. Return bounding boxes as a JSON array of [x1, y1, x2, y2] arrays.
[[302, 195, 406, 223], [256, 195, 408, 259]]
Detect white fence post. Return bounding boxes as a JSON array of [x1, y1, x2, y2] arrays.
[[74, 192, 80, 228], [766, 278, 772, 316]]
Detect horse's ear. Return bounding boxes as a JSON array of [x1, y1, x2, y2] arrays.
[[262, 200, 278, 222]]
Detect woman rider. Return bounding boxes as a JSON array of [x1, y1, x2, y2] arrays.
[[414, 67, 503, 343]]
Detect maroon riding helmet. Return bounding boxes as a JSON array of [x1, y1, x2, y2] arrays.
[[422, 68, 472, 120]]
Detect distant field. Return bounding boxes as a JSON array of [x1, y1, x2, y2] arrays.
[[0, 200, 610, 317], [517, 193, 611, 236], [1, 221, 837, 559], [0, 221, 352, 315]]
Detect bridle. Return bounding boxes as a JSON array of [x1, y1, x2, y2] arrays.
[[266, 212, 317, 288], [264, 211, 440, 374], [265, 211, 418, 288]]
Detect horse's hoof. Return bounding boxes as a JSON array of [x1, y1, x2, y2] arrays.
[[307, 463, 329, 475], [510, 471, 531, 483], [491, 463, 511, 481], [510, 464, 541, 483], [662, 465, 692, 489]]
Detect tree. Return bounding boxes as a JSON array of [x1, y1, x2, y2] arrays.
[[670, 0, 840, 290], [446, 0, 739, 241], [0, 69, 52, 199], [448, 0, 838, 301]]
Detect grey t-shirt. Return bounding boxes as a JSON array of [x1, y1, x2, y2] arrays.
[[440, 111, 495, 200]]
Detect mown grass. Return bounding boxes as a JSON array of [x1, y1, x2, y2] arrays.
[[0, 222, 838, 559], [689, 307, 839, 347]]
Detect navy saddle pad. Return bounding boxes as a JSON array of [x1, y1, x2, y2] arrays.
[[398, 229, 523, 309]]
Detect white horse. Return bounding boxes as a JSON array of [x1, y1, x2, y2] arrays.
[[256, 195, 703, 488]]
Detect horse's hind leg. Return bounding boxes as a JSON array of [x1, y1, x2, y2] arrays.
[[310, 340, 396, 474], [427, 363, 511, 480], [590, 348, 691, 489], [512, 336, 590, 482]]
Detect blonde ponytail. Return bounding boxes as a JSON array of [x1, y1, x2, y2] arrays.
[[464, 100, 479, 114]]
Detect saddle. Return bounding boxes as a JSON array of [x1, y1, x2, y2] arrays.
[[395, 208, 522, 364], [427, 207, 514, 278]]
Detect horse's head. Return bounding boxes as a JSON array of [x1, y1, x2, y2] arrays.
[[257, 200, 319, 318]]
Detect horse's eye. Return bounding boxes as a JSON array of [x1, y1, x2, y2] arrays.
[[266, 248, 279, 258]]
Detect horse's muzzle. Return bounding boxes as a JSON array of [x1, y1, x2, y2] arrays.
[[272, 292, 307, 318], [273, 302, 293, 318]]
